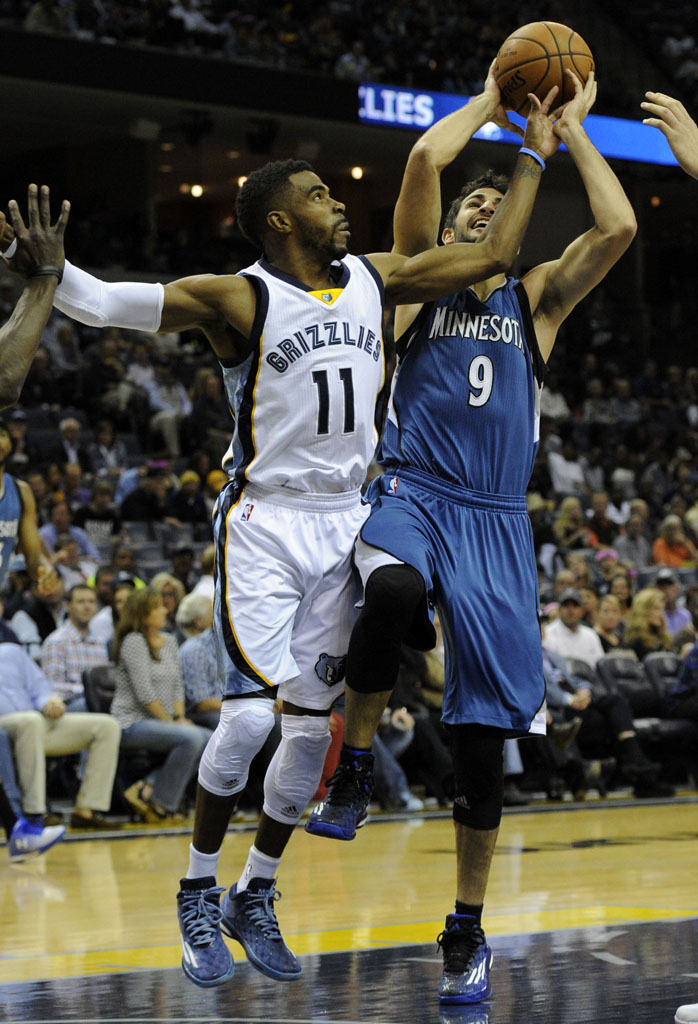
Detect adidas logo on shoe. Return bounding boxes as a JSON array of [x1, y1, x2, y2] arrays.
[[181, 939, 200, 969]]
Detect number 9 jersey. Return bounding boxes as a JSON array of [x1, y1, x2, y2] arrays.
[[220, 254, 386, 496], [379, 278, 546, 495]]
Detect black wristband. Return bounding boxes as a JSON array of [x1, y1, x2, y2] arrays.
[[28, 265, 63, 284]]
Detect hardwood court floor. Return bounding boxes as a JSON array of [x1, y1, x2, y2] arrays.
[[1, 798, 697, 1022]]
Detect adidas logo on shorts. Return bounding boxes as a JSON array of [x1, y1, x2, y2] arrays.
[[454, 795, 470, 809], [281, 804, 299, 817]]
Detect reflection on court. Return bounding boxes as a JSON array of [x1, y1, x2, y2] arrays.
[[1, 799, 696, 1022]]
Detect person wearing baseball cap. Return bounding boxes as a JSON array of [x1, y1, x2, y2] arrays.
[[544, 588, 605, 669], [654, 569, 692, 636]]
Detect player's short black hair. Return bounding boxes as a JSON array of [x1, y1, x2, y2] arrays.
[[443, 170, 510, 231], [235, 159, 314, 250]]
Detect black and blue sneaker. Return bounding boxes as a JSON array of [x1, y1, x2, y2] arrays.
[[437, 914, 493, 1004], [221, 877, 301, 981], [177, 876, 234, 988], [305, 751, 374, 840]]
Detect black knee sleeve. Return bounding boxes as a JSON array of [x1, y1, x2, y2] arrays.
[[347, 564, 425, 695], [447, 724, 505, 831]]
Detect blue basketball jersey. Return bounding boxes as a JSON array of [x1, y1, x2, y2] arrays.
[[379, 278, 546, 495], [0, 474, 22, 590]]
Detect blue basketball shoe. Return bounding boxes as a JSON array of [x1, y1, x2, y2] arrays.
[[8, 816, 66, 862], [177, 876, 234, 988], [437, 915, 493, 1004], [220, 877, 301, 981], [305, 750, 374, 840]]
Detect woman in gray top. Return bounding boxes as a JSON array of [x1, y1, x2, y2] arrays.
[[112, 587, 211, 823]]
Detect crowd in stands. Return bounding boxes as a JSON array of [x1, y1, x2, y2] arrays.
[[2, 0, 656, 116], [608, 1, 698, 108], [10, 0, 698, 124]]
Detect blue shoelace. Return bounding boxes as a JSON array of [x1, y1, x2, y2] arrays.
[[180, 886, 225, 946], [243, 885, 284, 940]]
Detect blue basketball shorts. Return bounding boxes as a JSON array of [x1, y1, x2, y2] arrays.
[[356, 468, 546, 735]]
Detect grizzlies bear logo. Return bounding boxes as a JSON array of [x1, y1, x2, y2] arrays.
[[315, 652, 347, 687]]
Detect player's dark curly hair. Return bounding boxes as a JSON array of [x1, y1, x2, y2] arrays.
[[235, 159, 314, 250], [443, 170, 510, 231]]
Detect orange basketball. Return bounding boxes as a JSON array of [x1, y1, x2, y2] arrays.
[[493, 21, 594, 115]]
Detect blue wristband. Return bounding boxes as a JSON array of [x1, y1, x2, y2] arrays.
[[519, 146, 546, 170]]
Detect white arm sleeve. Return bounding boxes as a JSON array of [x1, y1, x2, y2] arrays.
[[53, 260, 165, 332]]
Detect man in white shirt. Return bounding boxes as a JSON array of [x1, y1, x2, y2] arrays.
[[544, 588, 605, 670], [547, 438, 587, 498]]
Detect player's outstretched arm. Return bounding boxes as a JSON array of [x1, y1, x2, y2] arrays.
[[641, 91, 698, 179], [0, 185, 69, 408], [522, 71, 636, 359], [393, 60, 524, 257], [45, 252, 256, 359]]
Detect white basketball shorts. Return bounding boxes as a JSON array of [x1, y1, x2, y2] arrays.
[[212, 480, 369, 710]]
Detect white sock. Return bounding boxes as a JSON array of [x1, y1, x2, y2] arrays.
[[237, 844, 281, 892], [186, 843, 221, 881]]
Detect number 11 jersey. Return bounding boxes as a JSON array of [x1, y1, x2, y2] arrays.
[[379, 278, 546, 496], [220, 254, 386, 495]]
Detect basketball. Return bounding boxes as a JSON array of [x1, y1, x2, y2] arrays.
[[493, 21, 594, 115]]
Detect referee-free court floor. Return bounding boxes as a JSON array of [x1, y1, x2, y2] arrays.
[[2, 797, 697, 1023]]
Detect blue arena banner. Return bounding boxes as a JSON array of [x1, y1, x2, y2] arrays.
[[358, 83, 679, 167]]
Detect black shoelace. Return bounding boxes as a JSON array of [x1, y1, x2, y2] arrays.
[[436, 921, 486, 973], [323, 762, 371, 807]]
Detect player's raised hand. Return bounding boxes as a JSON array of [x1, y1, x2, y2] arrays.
[[641, 91, 698, 179], [3, 184, 70, 278], [553, 69, 597, 134], [482, 58, 525, 139], [523, 84, 561, 161]]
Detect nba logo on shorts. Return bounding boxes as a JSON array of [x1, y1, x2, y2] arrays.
[[241, 503, 254, 521], [389, 475, 399, 494]]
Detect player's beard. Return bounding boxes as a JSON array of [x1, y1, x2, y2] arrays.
[[299, 219, 348, 261]]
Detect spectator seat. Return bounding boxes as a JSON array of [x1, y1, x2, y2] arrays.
[[82, 664, 118, 714]]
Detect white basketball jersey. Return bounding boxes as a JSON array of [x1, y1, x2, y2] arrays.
[[220, 254, 385, 495]]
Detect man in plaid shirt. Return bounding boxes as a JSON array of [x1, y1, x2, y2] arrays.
[[40, 584, 110, 711]]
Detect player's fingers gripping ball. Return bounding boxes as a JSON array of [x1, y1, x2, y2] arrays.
[[494, 21, 594, 116]]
